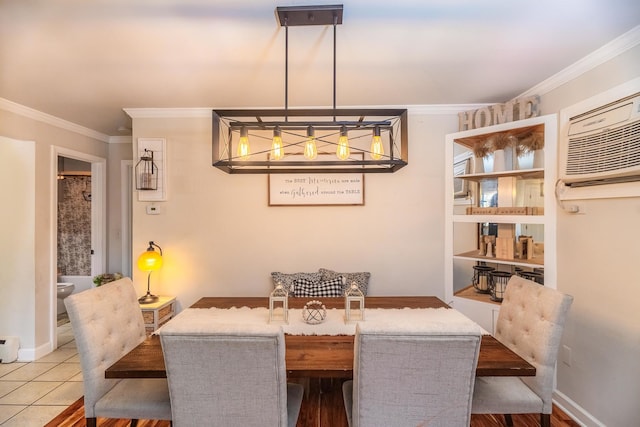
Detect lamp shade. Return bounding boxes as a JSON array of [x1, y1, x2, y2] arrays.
[[137, 248, 163, 272]]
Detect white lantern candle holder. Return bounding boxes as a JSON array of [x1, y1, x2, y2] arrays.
[[269, 283, 289, 324], [344, 282, 365, 323]]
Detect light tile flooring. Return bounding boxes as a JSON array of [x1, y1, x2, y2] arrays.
[[0, 321, 83, 426]]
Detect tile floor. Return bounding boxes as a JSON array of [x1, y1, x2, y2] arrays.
[[0, 321, 83, 426]]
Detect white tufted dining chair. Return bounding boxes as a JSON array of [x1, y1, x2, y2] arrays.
[[64, 277, 172, 427], [159, 323, 304, 427], [342, 323, 482, 427], [471, 275, 573, 427]]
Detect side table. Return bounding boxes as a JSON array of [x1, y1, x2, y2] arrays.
[[139, 296, 176, 335]]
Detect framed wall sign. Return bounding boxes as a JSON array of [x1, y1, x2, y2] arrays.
[[268, 154, 365, 206]]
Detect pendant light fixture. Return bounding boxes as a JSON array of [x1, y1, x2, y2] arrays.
[[212, 5, 408, 174], [370, 126, 384, 160], [304, 126, 318, 160], [336, 126, 350, 160], [237, 126, 250, 160], [271, 126, 285, 160]]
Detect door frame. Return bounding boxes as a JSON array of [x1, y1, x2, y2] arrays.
[[121, 160, 133, 278], [50, 146, 106, 349]]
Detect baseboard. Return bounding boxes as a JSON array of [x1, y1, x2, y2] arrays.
[[554, 390, 605, 427], [17, 340, 53, 362]]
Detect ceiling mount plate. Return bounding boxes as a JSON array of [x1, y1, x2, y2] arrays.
[[276, 4, 343, 27]]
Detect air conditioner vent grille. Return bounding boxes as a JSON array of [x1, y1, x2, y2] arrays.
[[565, 119, 640, 176]]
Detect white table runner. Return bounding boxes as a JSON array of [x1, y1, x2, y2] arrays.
[[157, 306, 487, 336]]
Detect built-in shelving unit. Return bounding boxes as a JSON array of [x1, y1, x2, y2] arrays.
[[459, 168, 544, 181], [444, 114, 557, 334]]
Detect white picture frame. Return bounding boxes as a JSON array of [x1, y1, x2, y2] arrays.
[[268, 154, 364, 206]]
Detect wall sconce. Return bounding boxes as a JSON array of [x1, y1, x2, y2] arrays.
[[269, 283, 289, 324], [344, 282, 365, 323], [135, 149, 158, 191], [137, 241, 162, 304]]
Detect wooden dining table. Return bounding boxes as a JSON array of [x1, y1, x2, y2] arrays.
[[105, 296, 535, 379]]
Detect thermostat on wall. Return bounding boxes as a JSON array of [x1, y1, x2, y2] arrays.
[[146, 205, 161, 215]]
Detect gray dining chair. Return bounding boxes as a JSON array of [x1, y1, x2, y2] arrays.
[[471, 275, 573, 427], [159, 323, 304, 427], [342, 323, 482, 427], [64, 277, 172, 427]]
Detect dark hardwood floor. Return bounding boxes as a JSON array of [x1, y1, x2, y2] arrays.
[[46, 378, 580, 427]]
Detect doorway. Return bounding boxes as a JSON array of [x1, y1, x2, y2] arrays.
[[51, 146, 106, 349], [57, 156, 92, 278]]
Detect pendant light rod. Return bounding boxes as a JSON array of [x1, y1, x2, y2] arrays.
[[277, 5, 343, 120], [333, 14, 337, 121], [284, 17, 289, 122]]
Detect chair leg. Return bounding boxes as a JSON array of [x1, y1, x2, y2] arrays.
[[130, 420, 139, 427], [86, 418, 97, 427], [541, 413, 551, 427], [504, 414, 514, 426]]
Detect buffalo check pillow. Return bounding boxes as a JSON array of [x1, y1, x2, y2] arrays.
[[293, 277, 345, 297]]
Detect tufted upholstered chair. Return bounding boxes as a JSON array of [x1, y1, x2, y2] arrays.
[[471, 275, 573, 427], [159, 323, 304, 427], [64, 277, 172, 427], [342, 323, 481, 427]]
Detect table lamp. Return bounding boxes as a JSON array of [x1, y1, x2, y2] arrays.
[[137, 241, 163, 304]]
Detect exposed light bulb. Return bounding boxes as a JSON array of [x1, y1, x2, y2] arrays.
[[370, 126, 384, 160], [271, 126, 284, 160], [237, 126, 250, 160], [336, 126, 350, 160], [304, 126, 318, 160]]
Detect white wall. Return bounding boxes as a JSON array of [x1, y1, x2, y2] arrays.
[[542, 45, 640, 426], [0, 136, 35, 351], [130, 111, 458, 310], [0, 108, 109, 359]]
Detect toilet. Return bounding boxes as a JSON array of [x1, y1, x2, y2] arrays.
[[57, 282, 75, 299], [57, 283, 75, 316]]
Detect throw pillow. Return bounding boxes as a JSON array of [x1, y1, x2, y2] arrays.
[[319, 268, 370, 295], [293, 277, 345, 298], [271, 271, 322, 294]]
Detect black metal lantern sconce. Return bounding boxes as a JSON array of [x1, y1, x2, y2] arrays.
[[135, 149, 158, 190]]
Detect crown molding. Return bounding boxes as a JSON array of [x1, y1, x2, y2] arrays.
[[407, 104, 492, 115], [108, 136, 133, 144], [0, 97, 110, 142], [517, 25, 640, 99], [123, 107, 213, 118]]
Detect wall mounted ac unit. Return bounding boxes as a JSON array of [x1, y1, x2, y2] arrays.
[[557, 77, 640, 201], [559, 93, 640, 188]]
